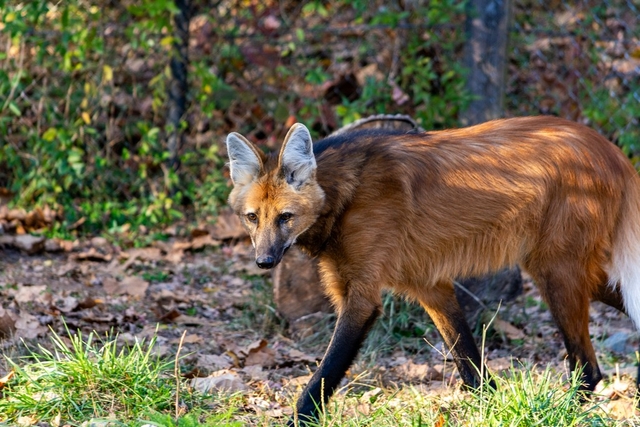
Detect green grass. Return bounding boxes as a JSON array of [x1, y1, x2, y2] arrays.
[[1, 323, 636, 426], [278, 366, 624, 427], [0, 328, 176, 426]]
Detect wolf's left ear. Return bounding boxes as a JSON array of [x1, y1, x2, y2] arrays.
[[278, 123, 316, 189], [226, 132, 264, 186]]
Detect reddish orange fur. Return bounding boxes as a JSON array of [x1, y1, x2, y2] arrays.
[[227, 116, 640, 421]]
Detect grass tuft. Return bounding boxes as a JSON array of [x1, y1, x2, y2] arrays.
[[0, 327, 174, 425]]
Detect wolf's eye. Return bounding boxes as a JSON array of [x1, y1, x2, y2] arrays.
[[246, 213, 258, 223], [278, 212, 293, 224]]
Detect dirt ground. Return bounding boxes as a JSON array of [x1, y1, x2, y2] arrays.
[[1, 233, 639, 421]]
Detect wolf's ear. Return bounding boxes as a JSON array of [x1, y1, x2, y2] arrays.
[[278, 123, 316, 188], [226, 132, 263, 185]]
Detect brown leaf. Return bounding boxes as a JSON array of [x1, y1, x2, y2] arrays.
[[0, 370, 15, 390], [120, 276, 149, 297], [209, 208, 247, 240], [55, 296, 79, 313], [13, 234, 46, 254], [14, 312, 47, 339], [190, 227, 209, 238], [190, 234, 221, 250], [158, 308, 182, 323], [77, 297, 100, 310], [241, 365, 269, 381], [15, 285, 50, 304], [0, 188, 14, 207], [0, 306, 16, 339], [190, 370, 248, 394], [287, 349, 317, 364], [102, 276, 148, 297], [197, 354, 234, 372], [6, 208, 26, 221], [243, 339, 276, 367], [172, 333, 202, 344], [74, 247, 112, 262], [120, 247, 163, 270], [173, 314, 210, 326], [90, 236, 109, 247], [44, 239, 63, 252], [493, 318, 526, 340], [606, 399, 638, 420]]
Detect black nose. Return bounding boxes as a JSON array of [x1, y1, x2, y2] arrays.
[[256, 256, 275, 269]]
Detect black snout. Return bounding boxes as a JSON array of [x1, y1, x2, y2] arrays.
[[256, 255, 276, 269]]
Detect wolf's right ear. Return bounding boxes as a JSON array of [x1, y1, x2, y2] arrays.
[[226, 133, 264, 185], [278, 123, 316, 189]]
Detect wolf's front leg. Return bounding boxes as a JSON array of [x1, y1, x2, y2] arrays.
[[291, 298, 380, 426]]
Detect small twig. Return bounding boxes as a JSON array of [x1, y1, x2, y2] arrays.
[[64, 82, 73, 120], [174, 329, 187, 419], [453, 280, 490, 311]]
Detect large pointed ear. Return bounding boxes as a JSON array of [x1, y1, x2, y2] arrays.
[[278, 123, 316, 188], [226, 132, 264, 185]]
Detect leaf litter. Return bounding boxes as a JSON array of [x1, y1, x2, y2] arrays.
[[0, 226, 639, 423]]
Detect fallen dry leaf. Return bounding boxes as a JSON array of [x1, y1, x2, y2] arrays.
[[190, 227, 209, 238], [102, 276, 148, 297], [241, 365, 269, 381], [120, 276, 149, 297], [16, 415, 38, 427], [245, 345, 276, 367], [173, 314, 210, 326], [191, 370, 248, 394], [0, 370, 15, 390], [190, 234, 221, 250], [74, 247, 112, 262], [6, 208, 26, 221], [606, 399, 638, 420], [14, 285, 50, 304], [119, 247, 164, 270], [55, 296, 79, 313], [493, 318, 526, 340], [0, 234, 47, 254], [102, 277, 121, 294], [171, 333, 202, 344], [14, 312, 47, 339], [197, 354, 234, 372], [209, 208, 247, 240], [0, 306, 16, 339], [287, 348, 317, 364]]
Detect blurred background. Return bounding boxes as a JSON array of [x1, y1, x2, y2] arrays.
[[0, 0, 638, 238]]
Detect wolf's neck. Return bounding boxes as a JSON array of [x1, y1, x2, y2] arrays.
[[295, 148, 365, 256]]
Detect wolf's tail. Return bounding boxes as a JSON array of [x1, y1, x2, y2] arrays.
[[609, 175, 640, 330]]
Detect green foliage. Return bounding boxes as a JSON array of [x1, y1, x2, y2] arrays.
[[141, 406, 245, 427], [0, 0, 228, 236], [0, 328, 175, 425], [0, 0, 471, 237]]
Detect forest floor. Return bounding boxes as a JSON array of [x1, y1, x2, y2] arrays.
[[1, 229, 640, 424]]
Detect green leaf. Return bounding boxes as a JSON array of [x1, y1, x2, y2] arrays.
[[8, 102, 21, 116], [43, 128, 57, 142]]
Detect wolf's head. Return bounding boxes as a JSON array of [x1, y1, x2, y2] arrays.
[[226, 123, 326, 269]]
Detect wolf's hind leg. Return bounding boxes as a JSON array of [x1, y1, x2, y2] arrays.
[[416, 280, 488, 388]]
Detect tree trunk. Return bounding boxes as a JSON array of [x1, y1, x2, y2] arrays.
[[166, 0, 190, 177], [462, 0, 512, 125]]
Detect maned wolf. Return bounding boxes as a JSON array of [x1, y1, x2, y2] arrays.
[[226, 116, 640, 423]]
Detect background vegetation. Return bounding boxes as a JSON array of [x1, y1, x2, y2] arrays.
[[1, 0, 638, 239]]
